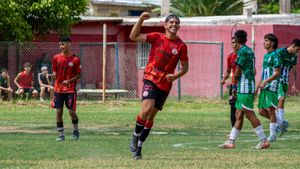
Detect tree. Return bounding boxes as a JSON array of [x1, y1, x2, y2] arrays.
[[257, 0, 300, 14], [169, 0, 244, 16], [0, 0, 88, 42]]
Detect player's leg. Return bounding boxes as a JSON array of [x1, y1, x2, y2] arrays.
[[220, 108, 244, 149], [243, 109, 270, 149], [66, 93, 79, 140], [229, 85, 236, 127], [7, 90, 13, 101], [49, 87, 54, 101], [130, 80, 155, 154], [276, 83, 289, 134], [267, 106, 277, 142], [17, 88, 24, 97], [52, 92, 65, 141], [40, 86, 46, 102]]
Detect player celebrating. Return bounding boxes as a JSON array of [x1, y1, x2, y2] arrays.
[[129, 12, 189, 160], [219, 30, 270, 149], [257, 33, 281, 142], [275, 39, 300, 135], [52, 36, 81, 141], [221, 37, 239, 128]]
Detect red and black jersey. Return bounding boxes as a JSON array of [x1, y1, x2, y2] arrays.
[[226, 52, 237, 83], [52, 54, 81, 93], [18, 71, 34, 88], [144, 32, 188, 92]]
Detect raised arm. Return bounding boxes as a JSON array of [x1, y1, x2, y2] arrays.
[[129, 12, 150, 42]]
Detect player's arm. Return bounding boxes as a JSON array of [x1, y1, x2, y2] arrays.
[[259, 68, 281, 90], [14, 73, 22, 89], [38, 73, 48, 88], [291, 66, 297, 92], [221, 55, 232, 84], [166, 61, 188, 82], [6, 76, 13, 92], [129, 12, 150, 42], [52, 56, 57, 81]]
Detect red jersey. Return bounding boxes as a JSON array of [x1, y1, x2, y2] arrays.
[[52, 54, 81, 93], [144, 32, 188, 92], [226, 52, 237, 83], [18, 71, 33, 88]]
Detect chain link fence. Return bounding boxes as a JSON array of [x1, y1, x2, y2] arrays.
[[0, 41, 224, 101]]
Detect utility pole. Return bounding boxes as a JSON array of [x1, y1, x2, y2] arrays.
[[161, 0, 170, 17], [280, 0, 291, 14], [243, 0, 257, 15]]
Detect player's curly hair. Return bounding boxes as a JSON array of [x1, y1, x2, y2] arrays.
[[264, 33, 278, 49], [234, 30, 247, 44], [165, 13, 180, 23], [291, 39, 300, 47]]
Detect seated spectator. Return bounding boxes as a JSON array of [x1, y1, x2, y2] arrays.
[[0, 68, 13, 101], [14, 62, 39, 98], [38, 66, 54, 102]]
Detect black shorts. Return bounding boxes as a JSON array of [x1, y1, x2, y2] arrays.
[[0, 90, 8, 100], [23, 88, 35, 94], [142, 79, 169, 111], [228, 84, 236, 105], [52, 92, 77, 111]]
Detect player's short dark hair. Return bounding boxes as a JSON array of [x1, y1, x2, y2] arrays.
[[59, 36, 71, 42], [1, 68, 7, 73], [23, 62, 32, 68], [264, 33, 278, 49], [234, 30, 247, 44], [165, 13, 180, 23], [291, 38, 300, 47]]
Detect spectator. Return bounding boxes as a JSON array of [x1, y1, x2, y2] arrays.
[[14, 62, 39, 99], [0, 68, 13, 101], [38, 66, 54, 102]]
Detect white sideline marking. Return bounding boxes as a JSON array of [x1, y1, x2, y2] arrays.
[[152, 131, 168, 135]]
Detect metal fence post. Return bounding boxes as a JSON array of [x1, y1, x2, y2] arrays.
[[177, 62, 181, 101], [115, 43, 120, 89], [220, 42, 224, 99]]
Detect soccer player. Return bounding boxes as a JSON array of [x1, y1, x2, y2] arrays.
[[14, 62, 39, 98], [275, 38, 300, 135], [0, 68, 13, 101], [219, 30, 270, 149], [129, 12, 189, 159], [221, 37, 239, 128], [51, 36, 81, 141], [38, 66, 54, 102], [257, 33, 281, 142]]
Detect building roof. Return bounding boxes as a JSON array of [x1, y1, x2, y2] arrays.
[[80, 14, 300, 26], [91, 0, 160, 7]]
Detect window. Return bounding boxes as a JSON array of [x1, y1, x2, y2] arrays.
[[137, 42, 150, 68]]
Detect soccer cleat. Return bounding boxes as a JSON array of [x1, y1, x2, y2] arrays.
[[56, 135, 65, 141], [253, 140, 270, 149], [219, 140, 235, 149], [278, 121, 289, 137], [73, 130, 80, 140], [267, 135, 276, 142], [129, 135, 139, 153], [133, 147, 142, 160]]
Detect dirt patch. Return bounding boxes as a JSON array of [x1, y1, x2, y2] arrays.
[[0, 126, 52, 134]]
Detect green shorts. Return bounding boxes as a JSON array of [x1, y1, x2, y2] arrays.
[[235, 93, 254, 111], [258, 89, 278, 109], [278, 82, 288, 99]]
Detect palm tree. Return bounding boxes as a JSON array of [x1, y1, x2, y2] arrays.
[[169, 0, 245, 16]]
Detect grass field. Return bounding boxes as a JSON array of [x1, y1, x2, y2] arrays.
[[0, 97, 300, 169]]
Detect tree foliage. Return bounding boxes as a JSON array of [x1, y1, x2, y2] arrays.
[[257, 0, 300, 14], [169, 0, 244, 16], [0, 0, 88, 42]]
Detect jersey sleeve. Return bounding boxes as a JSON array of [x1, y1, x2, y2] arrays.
[[179, 44, 188, 62], [273, 52, 282, 68], [146, 32, 160, 44], [226, 54, 232, 72], [235, 50, 247, 68], [52, 56, 57, 73], [74, 57, 81, 74]]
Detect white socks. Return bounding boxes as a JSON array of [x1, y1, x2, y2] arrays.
[[277, 109, 285, 125], [270, 123, 276, 136], [254, 125, 267, 141], [229, 127, 240, 141]]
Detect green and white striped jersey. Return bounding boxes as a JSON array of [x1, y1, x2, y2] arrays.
[[261, 50, 281, 92], [236, 45, 256, 94], [276, 48, 298, 84]]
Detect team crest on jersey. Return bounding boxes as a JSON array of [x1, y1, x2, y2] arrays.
[[143, 91, 149, 97], [172, 48, 178, 55], [68, 62, 74, 67]]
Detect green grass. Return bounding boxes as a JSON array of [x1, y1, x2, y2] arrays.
[[0, 97, 300, 169]]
